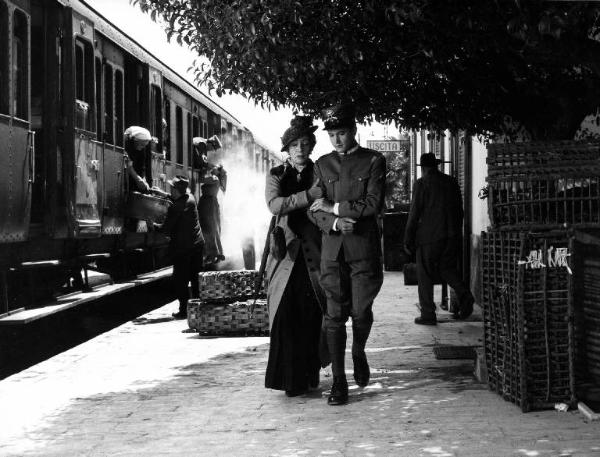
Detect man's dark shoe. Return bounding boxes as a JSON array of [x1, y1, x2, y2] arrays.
[[414, 315, 437, 325], [308, 370, 320, 389], [327, 376, 349, 405], [172, 310, 187, 320], [353, 355, 370, 387], [452, 293, 474, 320]]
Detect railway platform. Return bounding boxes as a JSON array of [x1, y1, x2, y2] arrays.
[[0, 272, 599, 457]]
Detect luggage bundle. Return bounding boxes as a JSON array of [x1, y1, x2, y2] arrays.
[[187, 270, 269, 335]]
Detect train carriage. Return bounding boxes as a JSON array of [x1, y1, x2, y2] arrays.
[[0, 0, 273, 313]]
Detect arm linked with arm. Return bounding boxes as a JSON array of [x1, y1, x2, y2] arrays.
[[265, 172, 310, 216], [337, 154, 386, 219]]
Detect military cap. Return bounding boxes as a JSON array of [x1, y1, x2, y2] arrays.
[[321, 103, 356, 130], [280, 115, 318, 152]]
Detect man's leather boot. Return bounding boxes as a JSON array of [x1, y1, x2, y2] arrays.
[[352, 321, 371, 387], [327, 376, 349, 405], [326, 326, 348, 405]]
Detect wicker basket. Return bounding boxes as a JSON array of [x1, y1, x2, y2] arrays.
[[187, 270, 268, 335], [481, 230, 576, 412], [197, 269, 266, 303], [187, 298, 269, 335]]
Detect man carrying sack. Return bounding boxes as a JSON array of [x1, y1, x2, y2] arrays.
[[155, 176, 204, 319]]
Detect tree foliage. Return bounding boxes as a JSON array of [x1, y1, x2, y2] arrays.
[[132, 0, 600, 139]]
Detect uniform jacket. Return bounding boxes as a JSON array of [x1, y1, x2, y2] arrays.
[[310, 146, 386, 261], [404, 169, 464, 248], [264, 160, 326, 328], [158, 192, 204, 254]]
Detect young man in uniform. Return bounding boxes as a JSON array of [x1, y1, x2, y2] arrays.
[[309, 103, 386, 405]]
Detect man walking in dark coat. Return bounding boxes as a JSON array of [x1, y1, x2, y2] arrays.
[[309, 103, 386, 405], [155, 175, 204, 319], [404, 153, 474, 325]]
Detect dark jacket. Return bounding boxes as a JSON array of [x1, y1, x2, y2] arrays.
[[309, 147, 386, 261], [158, 192, 204, 253], [265, 160, 325, 327], [404, 169, 464, 248]]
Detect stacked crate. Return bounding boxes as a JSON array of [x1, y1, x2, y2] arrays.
[[187, 270, 269, 335], [482, 140, 600, 411], [482, 231, 575, 411]]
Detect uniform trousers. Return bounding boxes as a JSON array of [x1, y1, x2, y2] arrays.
[[172, 243, 204, 313], [320, 250, 383, 376], [416, 236, 469, 318]]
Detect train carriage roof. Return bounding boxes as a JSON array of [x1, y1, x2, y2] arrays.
[[62, 0, 245, 129]]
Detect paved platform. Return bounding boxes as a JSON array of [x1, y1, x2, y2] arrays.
[[0, 272, 598, 456]]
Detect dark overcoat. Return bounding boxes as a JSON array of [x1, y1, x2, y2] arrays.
[[265, 161, 326, 329], [404, 169, 463, 248]]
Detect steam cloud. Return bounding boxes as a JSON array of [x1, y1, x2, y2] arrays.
[[213, 147, 272, 271]]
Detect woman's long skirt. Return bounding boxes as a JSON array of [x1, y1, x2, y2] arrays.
[[198, 195, 223, 260], [265, 251, 322, 392]]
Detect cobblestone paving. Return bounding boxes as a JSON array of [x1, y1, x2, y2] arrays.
[[0, 273, 599, 456]]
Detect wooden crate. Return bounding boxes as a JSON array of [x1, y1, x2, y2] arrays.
[[487, 140, 600, 173], [481, 230, 576, 411], [487, 167, 600, 230]]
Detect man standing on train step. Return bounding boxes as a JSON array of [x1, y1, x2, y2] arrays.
[[155, 176, 204, 319], [309, 102, 386, 406]]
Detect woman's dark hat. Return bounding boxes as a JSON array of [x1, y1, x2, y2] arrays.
[[280, 116, 318, 152], [321, 103, 356, 130], [167, 175, 189, 189], [418, 153, 442, 167]]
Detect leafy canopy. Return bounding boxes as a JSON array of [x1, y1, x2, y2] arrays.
[[132, 0, 600, 139]]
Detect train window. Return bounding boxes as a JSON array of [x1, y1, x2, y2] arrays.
[[74, 38, 94, 131], [175, 105, 183, 164], [115, 69, 123, 146], [192, 115, 199, 138], [95, 57, 102, 139], [12, 9, 28, 120], [203, 120, 208, 139], [103, 63, 113, 143], [150, 84, 162, 149], [0, 2, 7, 115], [187, 112, 192, 166], [163, 97, 170, 160]]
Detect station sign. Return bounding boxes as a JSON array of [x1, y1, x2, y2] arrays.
[[366, 140, 410, 152]]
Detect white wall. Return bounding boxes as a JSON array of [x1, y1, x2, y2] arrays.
[[470, 138, 491, 235]]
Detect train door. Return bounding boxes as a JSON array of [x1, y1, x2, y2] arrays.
[[97, 37, 126, 235], [0, 0, 33, 244], [66, 12, 101, 237]]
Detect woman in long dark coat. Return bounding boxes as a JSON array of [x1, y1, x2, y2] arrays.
[[264, 116, 329, 397]]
